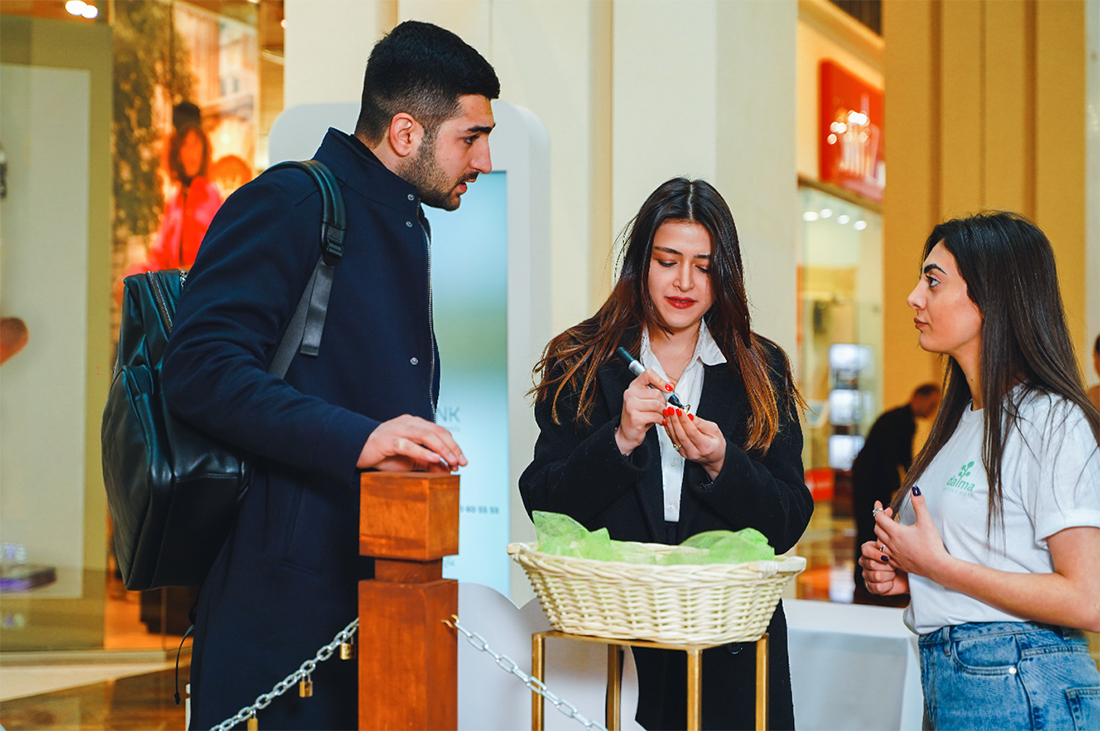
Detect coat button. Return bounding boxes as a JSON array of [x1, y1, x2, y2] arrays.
[[407, 194, 415, 201], [410, 357, 419, 365], [406, 221, 413, 227]]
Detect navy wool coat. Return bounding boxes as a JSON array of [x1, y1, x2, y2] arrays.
[[519, 338, 813, 730], [163, 129, 440, 730]]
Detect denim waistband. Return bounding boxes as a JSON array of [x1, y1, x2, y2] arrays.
[[919, 621, 1085, 647]]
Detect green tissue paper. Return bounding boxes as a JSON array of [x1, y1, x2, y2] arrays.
[[532, 512, 774, 565]]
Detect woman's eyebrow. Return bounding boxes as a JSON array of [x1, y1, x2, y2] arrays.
[[653, 247, 710, 260], [923, 263, 946, 275]]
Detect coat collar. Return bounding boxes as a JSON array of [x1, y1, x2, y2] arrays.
[[311, 128, 424, 219], [639, 319, 727, 375]]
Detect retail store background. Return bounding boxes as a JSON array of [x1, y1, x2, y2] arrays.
[[1, 0, 1097, 727]]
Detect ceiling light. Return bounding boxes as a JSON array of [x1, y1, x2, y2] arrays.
[[854, 220, 867, 231], [65, 1, 86, 15], [820, 208, 833, 219], [837, 214, 850, 224], [803, 211, 819, 222]]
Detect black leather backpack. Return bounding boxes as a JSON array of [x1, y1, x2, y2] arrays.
[[102, 160, 346, 590]]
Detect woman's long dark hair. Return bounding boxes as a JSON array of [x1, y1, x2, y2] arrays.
[[531, 177, 800, 455], [891, 211, 1100, 533]]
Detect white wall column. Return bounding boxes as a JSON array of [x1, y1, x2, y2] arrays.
[[612, 0, 798, 355], [284, 0, 391, 108], [716, 0, 799, 356]]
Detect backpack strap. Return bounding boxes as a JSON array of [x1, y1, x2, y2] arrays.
[[263, 160, 347, 377]]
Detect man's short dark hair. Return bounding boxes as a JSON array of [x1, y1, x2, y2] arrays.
[[913, 383, 941, 400], [355, 21, 500, 145]]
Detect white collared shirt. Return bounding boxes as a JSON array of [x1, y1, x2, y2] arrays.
[[639, 320, 727, 521]]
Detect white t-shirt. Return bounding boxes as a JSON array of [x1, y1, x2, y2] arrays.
[[640, 321, 726, 522], [902, 390, 1100, 635]]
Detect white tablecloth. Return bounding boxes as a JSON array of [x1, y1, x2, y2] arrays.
[[785, 599, 924, 730]]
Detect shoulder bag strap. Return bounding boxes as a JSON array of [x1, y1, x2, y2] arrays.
[[263, 160, 347, 378]]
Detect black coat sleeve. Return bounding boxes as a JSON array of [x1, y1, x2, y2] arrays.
[[685, 360, 812, 554], [161, 175, 376, 484], [519, 380, 654, 524]]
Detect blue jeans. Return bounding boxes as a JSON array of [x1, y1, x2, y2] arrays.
[[919, 622, 1100, 730]]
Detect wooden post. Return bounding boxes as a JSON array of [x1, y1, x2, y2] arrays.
[[358, 472, 460, 730]]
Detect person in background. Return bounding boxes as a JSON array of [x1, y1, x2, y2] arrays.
[[521, 178, 812, 730], [115, 101, 221, 302], [1087, 333, 1099, 410], [851, 383, 940, 605], [860, 211, 1100, 729]]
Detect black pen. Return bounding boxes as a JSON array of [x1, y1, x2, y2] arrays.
[[616, 347, 686, 410]]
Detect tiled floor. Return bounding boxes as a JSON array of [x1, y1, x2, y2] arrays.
[[0, 663, 176, 703], [0, 666, 187, 730], [0, 575, 191, 729]]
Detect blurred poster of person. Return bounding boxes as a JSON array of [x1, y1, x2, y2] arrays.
[[208, 154, 253, 200], [851, 383, 940, 605], [115, 102, 221, 303]]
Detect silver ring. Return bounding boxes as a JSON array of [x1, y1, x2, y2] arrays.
[[672, 443, 682, 451], [871, 507, 884, 518]]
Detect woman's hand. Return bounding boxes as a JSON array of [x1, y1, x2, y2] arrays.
[[663, 408, 727, 480], [858, 503, 910, 595], [616, 369, 671, 455], [874, 488, 951, 582]]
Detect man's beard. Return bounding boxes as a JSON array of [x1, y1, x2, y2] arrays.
[[400, 136, 470, 211]]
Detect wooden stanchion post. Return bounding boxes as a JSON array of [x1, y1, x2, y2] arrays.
[[358, 472, 460, 730]]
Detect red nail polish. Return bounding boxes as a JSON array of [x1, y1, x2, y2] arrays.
[[662, 420, 666, 426], [665, 384, 673, 392], [677, 409, 682, 416], [688, 414, 694, 421]]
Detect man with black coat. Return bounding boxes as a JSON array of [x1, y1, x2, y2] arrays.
[[162, 21, 498, 730], [851, 383, 940, 604]]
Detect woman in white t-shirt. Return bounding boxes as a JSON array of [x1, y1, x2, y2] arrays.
[[859, 211, 1100, 730]]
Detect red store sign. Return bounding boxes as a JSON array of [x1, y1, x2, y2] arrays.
[[818, 60, 884, 203]]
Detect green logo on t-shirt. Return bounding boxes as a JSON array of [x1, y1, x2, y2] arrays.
[[946, 461, 977, 493]]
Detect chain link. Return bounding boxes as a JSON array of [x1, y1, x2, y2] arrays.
[[208, 615, 606, 731], [448, 616, 609, 731], [209, 618, 359, 731]]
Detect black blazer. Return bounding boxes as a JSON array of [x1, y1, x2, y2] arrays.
[[520, 340, 812, 550], [519, 338, 813, 730]]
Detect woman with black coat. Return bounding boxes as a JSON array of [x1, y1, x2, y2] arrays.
[[520, 177, 813, 730]]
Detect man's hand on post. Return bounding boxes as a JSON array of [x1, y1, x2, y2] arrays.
[[357, 414, 467, 472]]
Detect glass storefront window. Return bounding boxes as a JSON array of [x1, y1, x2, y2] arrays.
[[1, 0, 284, 657], [794, 184, 883, 602]]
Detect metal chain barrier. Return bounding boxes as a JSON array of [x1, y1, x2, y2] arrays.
[[207, 614, 605, 731], [209, 617, 360, 731], [447, 616, 609, 731]]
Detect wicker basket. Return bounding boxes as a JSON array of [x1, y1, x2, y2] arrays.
[[509, 542, 806, 645]]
